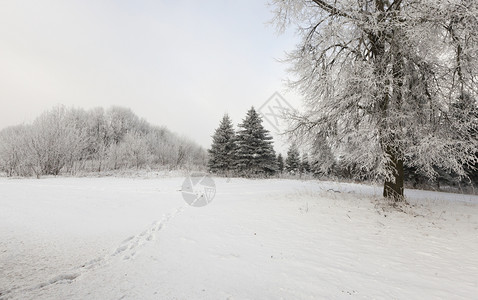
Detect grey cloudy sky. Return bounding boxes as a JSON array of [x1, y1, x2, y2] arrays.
[[0, 0, 300, 152]]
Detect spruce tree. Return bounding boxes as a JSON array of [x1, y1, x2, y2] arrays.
[[234, 107, 277, 176], [285, 144, 300, 174], [208, 114, 236, 174], [277, 153, 284, 173], [301, 153, 311, 174]]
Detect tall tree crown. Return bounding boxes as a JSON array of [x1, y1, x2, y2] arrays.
[[235, 107, 277, 176], [272, 0, 478, 199], [208, 114, 236, 174]]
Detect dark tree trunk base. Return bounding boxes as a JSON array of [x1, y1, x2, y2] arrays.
[[383, 151, 405, 202], [383, 180, 404, 201]]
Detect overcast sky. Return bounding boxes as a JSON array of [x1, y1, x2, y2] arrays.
[[0, 0, 300, 153]]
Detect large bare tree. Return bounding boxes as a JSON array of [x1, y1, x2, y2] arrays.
[[272, 0, 478, 200]]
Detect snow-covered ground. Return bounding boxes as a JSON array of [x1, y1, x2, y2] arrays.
[[0, 177, 477, 299]]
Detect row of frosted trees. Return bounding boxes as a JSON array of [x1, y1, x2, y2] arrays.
[[283, 140, 478, 189], [209, 106, 478, 187], [0, 106, 207, 177]]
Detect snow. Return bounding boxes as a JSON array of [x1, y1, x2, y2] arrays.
[[1, 177, 477, 299]]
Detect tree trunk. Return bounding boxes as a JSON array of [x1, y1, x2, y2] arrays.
[[380, 2, 404, 202], [383, 148, 404, 201]]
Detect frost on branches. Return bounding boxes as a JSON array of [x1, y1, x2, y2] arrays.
[[272, 0, 478, 200]]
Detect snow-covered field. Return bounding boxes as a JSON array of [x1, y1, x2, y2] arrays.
[[1, 177, 477, 299]]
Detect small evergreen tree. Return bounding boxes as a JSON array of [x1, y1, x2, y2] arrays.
[[208, 114, 236, 174], [285, 144, 300, 174], [234, 107, 277, 176], [277, 153, 284, 173], [301, 153, 311, 174]]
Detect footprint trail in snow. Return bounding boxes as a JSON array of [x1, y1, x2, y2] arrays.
[[0, 206, 185, 300]]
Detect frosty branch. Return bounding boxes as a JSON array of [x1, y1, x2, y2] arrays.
[[272, 0, 478, 200]]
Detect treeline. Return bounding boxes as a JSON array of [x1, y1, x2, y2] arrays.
[[0, 106, 207, 177], [208, 106, 478, 189], [283, 142, 478, 191]]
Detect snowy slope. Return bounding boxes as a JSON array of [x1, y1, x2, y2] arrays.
[[0, 177, 477, 299]]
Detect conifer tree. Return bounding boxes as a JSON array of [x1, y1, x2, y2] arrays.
[[301, 153, 311, 174], [277, 153, 284, 173], [208, 114, 236, 174], [234, 107, 277, 176], [285, 144, 300, 174]]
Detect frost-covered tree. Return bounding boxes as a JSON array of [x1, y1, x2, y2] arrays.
[[0, 106, 208, 176], [86, 107, 110, 172], [0, 125, 29, 176], [285, 144, 301, 173], [310, 135, 336, 177], [27, 106, 89, 177], [272, 0, 478, 200], [452, 95, 478, 185], [234, 107, 277, 176], [106, 106, 145, 144], [208, 114, 236, 174], [117, 132, 152, 169]]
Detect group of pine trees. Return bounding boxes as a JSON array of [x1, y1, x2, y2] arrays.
[[208, 107, 277, 176], [208, 108, 316, 177], [281, 144, 310, 175]]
